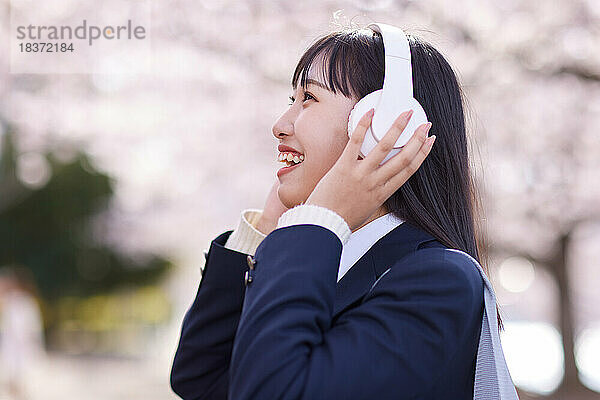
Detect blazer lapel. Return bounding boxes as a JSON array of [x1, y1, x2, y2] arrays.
[[333, 252, 376, 318], [332, 221, 439, 319]]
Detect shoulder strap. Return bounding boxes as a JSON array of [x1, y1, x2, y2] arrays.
[[444, 249, 520, 400]]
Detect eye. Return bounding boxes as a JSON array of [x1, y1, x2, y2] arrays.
[[303, 92, 315, 102], [288, 92, 316, 106]]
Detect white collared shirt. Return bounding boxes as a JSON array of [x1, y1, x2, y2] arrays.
[[337, 212, 404, 282]]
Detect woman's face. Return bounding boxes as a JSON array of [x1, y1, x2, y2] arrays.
[[272, 65, 358, 208]]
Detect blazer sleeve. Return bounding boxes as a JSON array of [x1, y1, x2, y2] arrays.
[[229, 224, 484, 400], [170, 229, 249, 400], [170, 208, 269, 399]]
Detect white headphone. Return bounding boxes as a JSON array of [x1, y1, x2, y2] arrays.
[[347, 23, 429, 164]]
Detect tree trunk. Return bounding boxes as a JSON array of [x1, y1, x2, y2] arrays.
[[549, 229, 598, 398]]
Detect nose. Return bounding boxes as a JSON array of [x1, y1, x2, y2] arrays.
[[272, 108, 295, 140]]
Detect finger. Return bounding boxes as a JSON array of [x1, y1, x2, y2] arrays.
[[382, 135, 435, 196], [363, 109, 413, 169], [342, 108, 374, 163], [380, 131, 436, 194], [375, 122, 432, 181]]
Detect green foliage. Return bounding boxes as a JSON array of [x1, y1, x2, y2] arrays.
[[0, 124, 172, 305]]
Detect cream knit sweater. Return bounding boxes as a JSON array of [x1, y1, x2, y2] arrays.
[[224, 205, 352, 255]]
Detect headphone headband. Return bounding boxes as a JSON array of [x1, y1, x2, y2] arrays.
[[347, 22, 428, 163], [367, 23, 414, 97]]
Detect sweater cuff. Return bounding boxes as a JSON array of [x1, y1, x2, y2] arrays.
[[224, 209, 268, 255], [276, 204, 351, 245]]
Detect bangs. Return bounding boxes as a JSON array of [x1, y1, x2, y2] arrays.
[[291, 30, 384, 100]]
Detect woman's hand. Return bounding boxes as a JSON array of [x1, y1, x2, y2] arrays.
[[305, 108, 435, 232], [254, 179, 289, 235]]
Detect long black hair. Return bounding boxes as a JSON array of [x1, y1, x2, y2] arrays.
[[291, 26, 503, 332]]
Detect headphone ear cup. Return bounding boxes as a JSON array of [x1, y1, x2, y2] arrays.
[[347, 90, 382, 159], [396, 97, 428, 148], [348, 90, 429, 164], [373, 97, 428, 164]]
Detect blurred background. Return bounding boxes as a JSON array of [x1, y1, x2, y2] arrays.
[[0, 0, 599, 399]]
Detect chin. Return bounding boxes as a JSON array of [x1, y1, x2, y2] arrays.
[[277, 182, 309, 209]]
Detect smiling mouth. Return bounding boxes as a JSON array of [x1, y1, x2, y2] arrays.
[[278, 152, 304, 167]]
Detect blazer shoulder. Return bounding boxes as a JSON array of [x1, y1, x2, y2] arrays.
[[416, 247, 484, 287], [374, 247, 484, 310]]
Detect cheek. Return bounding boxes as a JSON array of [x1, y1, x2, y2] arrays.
[[298, 119, 349, 172], [295, 113, 349, 154]]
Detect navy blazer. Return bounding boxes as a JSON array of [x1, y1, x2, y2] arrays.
[[171, 221, 484, 400]]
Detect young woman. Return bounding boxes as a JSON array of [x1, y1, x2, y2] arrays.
[[171, 24, 517, 400]]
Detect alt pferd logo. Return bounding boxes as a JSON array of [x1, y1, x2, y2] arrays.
[[10, 0, 152, 74]]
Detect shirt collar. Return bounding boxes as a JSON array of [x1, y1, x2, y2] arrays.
[[337, 213, 405, 282]]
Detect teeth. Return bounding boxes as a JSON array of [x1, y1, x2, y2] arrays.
[[278, 152, 304, 165]]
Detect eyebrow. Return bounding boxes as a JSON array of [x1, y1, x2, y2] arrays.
[[306, 79, 329, 90], [293, 78, 330, 92]]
